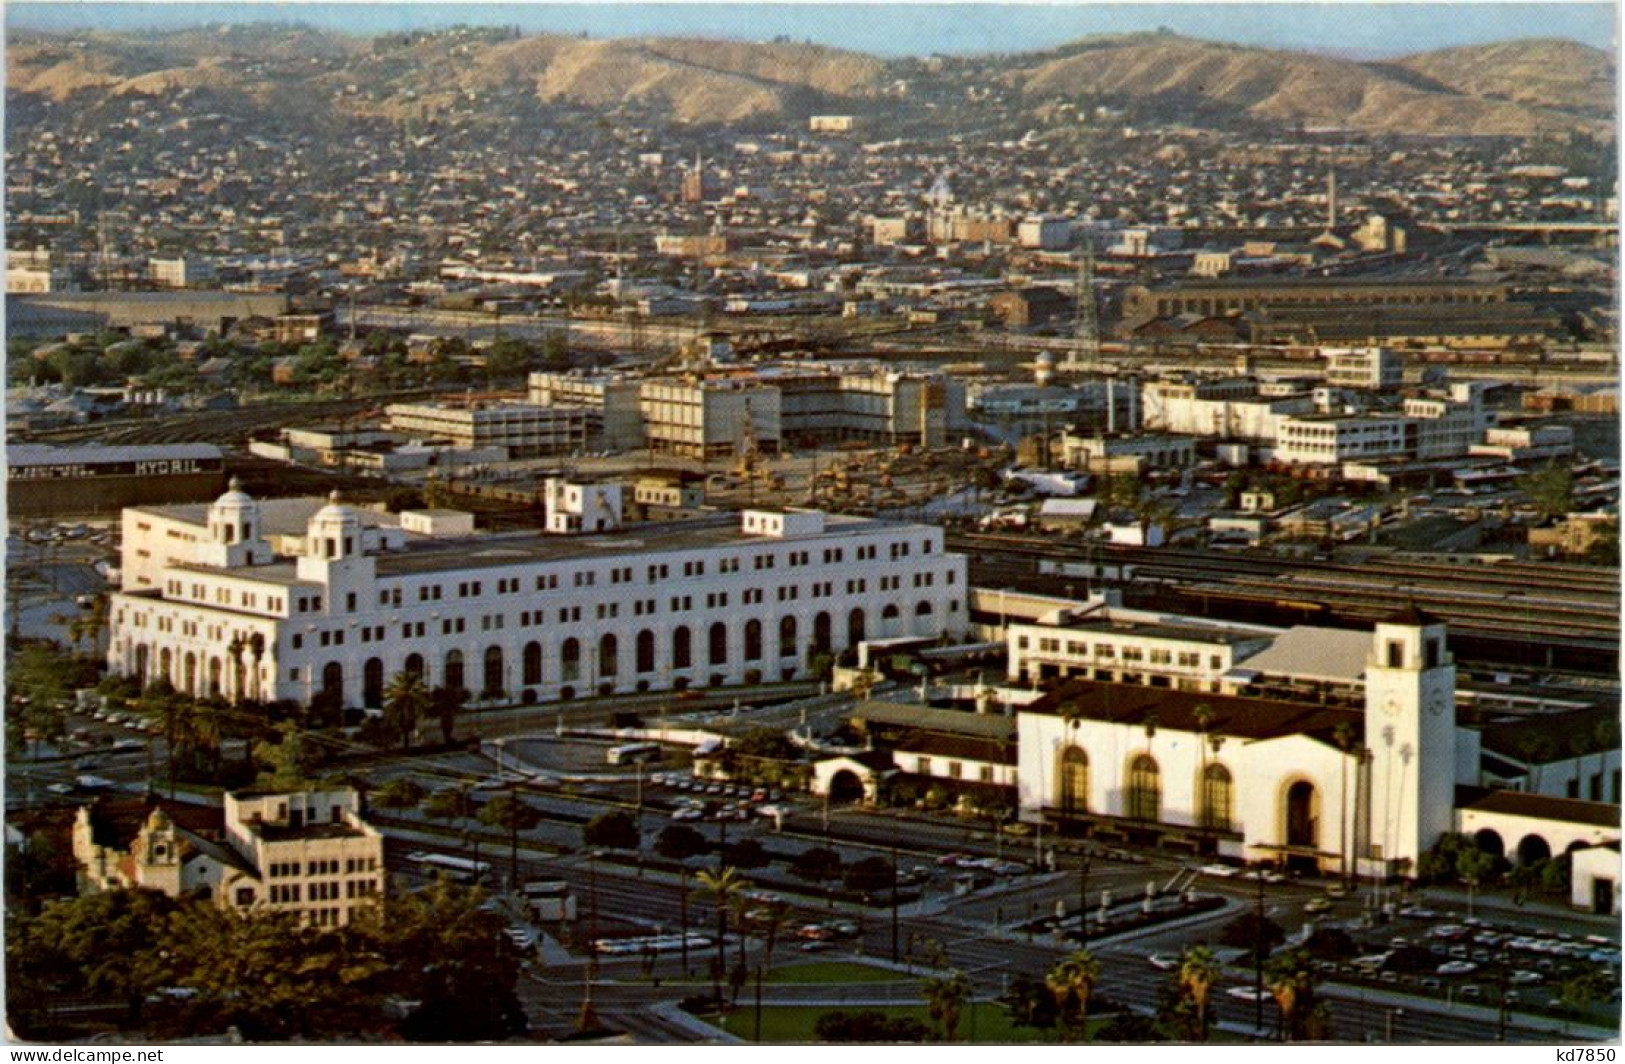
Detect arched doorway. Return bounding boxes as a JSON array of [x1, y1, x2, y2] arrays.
[[561, 638, 581, 681], [207, 658, 222, 699], [847, 608, 866, 647], [443, 650, 464, 693], [779, 616, 797, 660], [636, 630, 655, 674], [672, 626, 692, 670], [159, 648, 172, 685], [813, 612, 832, 654], [1474, 828, 1505, 861], [744, 619, 763, 661], [880, 603, 901, 637], [135, 645, 149, 685], [483, 646, 504, 698], [828, 769, 866, 804], [598, 633, 618, 680], [1127, 754, 1160, 821], [522, 642, 542, 685], [1057, 746, 1088, 815], [914, 601, 933, 635], [404, 652, 425, 684], [1285, 780, 1319, 855], [708, 622, 728, 666], [1517, 834, 1552, 866], [363, 658, 384, 709], [183, 652, 198, 696], [321, 661, 343, 702]]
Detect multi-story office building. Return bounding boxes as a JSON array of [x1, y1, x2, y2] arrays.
[[1323, 347, 1403, 390], [72, 787, 385, 928], [637, 379, 783, 459], [385, 401, 592, 458], [107, 488, 969, 710]]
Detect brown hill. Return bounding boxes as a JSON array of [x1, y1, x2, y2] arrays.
[[1008, 33, 1612, 136], [1389, 38, 1615, 119]]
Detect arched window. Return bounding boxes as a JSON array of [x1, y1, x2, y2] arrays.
[[363, 658, 384, 708], [208, 657, 223, 698], [522, 641, 542, 686], [847, 608, 866, 647], [561, 638, 580, 682], [778, 616, 797, 660], [672, 626, 692, 670], [443, 649, 464, 694], [1201, 763, 1234, 832], [321, 661, 343, 699], [709, 622, 728, 666], [744, 619, 763, 661], [598, 633, 618, 679], [1285, 781, 1318, 849], [636, 630, 655, 674], [1058, 746, 1088, 814], [483, 646, 504, 697], [1127, 754, 1161, 822], [813, 612, 832, 654], [183, 652, 198, 696], [404, 653, 425, 683]]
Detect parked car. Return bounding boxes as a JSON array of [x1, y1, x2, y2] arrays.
[[1304, 898, 1332, 914]]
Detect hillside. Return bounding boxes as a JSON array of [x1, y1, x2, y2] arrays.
[[4, 26, 1614, 136]]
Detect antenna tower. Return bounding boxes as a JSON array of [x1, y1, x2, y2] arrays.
[[1070, 238, 1100, 371]]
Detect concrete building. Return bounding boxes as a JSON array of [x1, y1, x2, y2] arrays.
[[543, 478, 623, 535], [148, 256, 218, 289], [1323, 347, 1403, 391], [385, 401, 592, 458], [639, 379, 782, 460], [527, 372, 646, 451], [1017, 215, 1073, 251], [107, 487, 969, 710], [1055, 432, 1196, 474], [72, 787, 385, 927]]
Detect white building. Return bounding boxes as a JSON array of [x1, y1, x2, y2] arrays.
[[107, 487, 968, 709], [543, 478, 623, 535], [148, 257, 218, 289], [1323, 347, 1403, 391], [72, 787, 385, 928], [638, 380, 782, 459], [1017, 215, 1073, 250], [385, 401, 592, 458]]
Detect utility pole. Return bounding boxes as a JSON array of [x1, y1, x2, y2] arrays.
[[890, 842, 900, 962], [1254, 872, 1265, 1035], [578, 852, 600, 1032], [1078, 850, 1091, 948]]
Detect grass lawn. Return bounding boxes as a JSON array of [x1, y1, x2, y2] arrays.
[[712, 1002, 1059, 1043], [762, 962, 910, 986]]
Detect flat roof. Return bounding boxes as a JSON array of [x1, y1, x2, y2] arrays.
[[1235, 626, 1370, 684], [1457, 787, 1622, 830], [10, 443, 222, 466], [1029, 614, 1272, 647], [855, 701, 1015, 741], [1029, 679, 1364, 747], [370, 513, 888, 578]]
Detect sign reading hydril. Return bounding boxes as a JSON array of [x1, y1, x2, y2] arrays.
[[10, 458, 217, 481]]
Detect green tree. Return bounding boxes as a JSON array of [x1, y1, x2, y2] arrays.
[[583, 810, 639, 851], [695, 866, 746, 1001], [431, 684, 467, 744], [1045, 949, 1101, 1042], [7, 888, 182, 1025], [1264, 947, 1326, 1041], [790, 846, 843, 885], [1519, 461, 1575, 522], [724, 837, 769, 870], [1456, 844, 1496, 917], [382, 671, 430, 751], [422, 787, 478, 822], [1177, 944, 1221, 1041], [843, 854, 893, 899], [253, 721, 321, 790], [479, 793, 543, 888], [372, 777, 427, 809], [920, 969, 971, 1042], [656, 825, 708, 972]]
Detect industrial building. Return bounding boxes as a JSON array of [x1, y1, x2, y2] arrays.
[[8, 443, 225, 517]]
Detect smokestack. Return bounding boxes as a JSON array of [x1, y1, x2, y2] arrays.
[[1327, 169, 1338, 230]]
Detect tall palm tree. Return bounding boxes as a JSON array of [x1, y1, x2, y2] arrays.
[[382, 670, 430, 751], [694, 866, 744, 1002], [226, 634, 247, 702], [921, 969, 970, 1043], [248, 633, 266, 702], [1178, 944, 1221, 1041], [1264, 949, 1314, 1042], [1045, 949, 1101, 1042]]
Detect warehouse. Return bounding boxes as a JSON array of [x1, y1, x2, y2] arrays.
[[8, 443, 225, 517]]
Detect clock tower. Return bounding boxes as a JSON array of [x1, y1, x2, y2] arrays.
[[1362, 608, 1457, 878]]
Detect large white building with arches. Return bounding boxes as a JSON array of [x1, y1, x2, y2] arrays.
[[1016, 611, 1621, 883], [106, 486, 969, 711]]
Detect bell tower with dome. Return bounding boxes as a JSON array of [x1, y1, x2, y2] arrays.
[[196, 478, 271, 568], [1361, 607, 1458, 878]]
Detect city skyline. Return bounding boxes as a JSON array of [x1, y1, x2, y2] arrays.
[[6, 1, 1617, 59]]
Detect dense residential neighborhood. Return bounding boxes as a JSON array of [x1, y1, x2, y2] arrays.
[[3, 5, 1619, 1049]]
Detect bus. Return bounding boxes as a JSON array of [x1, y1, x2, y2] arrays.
[[606, 742, 662, 766], [409, 851, 492, 884]]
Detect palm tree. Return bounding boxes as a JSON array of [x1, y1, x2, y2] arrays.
[[248, 633, 266, 702], [1178, 944, 1221, 1041], [226, 634, 247, 702], [382, 671, 430, 751], [695, 866, 745, 1003], [138, 680, 193, 799], [1264, 948, 1315, 1041], [921, 969, 971, 1042], [1045, 949, 1101, 1042]]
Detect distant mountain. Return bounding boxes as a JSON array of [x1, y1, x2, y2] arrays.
[[1389, 38, 1616, 120], [1004, 32, 1614, 136], [4, 26, 1614, 136]]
